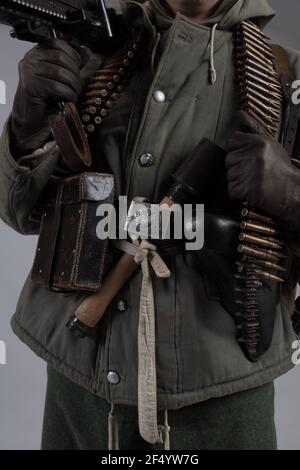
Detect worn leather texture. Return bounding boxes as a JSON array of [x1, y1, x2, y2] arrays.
[[49, 103, 92, 173], [193, 210, 280, 358], [31, 173, 115, 292]]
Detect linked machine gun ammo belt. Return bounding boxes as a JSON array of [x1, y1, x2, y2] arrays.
[[233, 20, 290, 361]]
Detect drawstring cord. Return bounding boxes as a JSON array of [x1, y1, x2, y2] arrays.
[[107, 405, 171, 450], [158, 410, 171, 450], [209, 23, 218, 85], [108, 403, 120, 450], [152, 24, 218, 84], [127, 2, 217, 83]]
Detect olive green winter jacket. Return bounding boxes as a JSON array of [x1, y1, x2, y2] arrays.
[[0, 0, 299, 428]]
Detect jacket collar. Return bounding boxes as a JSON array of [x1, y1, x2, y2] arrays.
[[122, 0, 275, 34]]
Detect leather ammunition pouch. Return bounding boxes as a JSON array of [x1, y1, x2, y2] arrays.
[[190, 210, 281, 356], [31, 173, 115, 292]]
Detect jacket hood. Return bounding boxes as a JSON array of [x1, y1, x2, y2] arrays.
[[203, 0, 275, 30], [121, 0, 275, 32]]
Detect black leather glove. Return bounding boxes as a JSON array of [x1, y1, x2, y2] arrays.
[[226, 111, 300, 229], [11, 38, 91, 154]]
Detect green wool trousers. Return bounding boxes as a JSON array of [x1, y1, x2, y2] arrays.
[[41, 366, 277, 450]]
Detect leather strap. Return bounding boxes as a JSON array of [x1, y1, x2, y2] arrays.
[[38, 172, 115, 206], [271, 44, 299, 156], [48, 102, 92, 173], [48, 30, 148, 173], [271, 44, 293, 81]]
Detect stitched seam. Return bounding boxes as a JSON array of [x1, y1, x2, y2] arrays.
[[126, 18, 179, 195], [1, 141, 58, 181], [12, 314, 294, 398], [107, 355, 293, 403], [123, 69, 144, 178], [213, 39, 231, 141], [73, 201, 87, 286], [0, 119, 29, 178], [173, 351, 294, 394], [12, 316, 94, 381], [88, 354, 292, 407], [9, 179, 29, 234]]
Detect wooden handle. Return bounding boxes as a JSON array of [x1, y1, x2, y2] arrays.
[[74, 253, 137, 328]]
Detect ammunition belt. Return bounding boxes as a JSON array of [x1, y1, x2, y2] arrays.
[[79, 28, 149, 135], [77, 22, 289, 362], [233, 20, 287, 361]]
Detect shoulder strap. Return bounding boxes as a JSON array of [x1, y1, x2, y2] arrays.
[[271, 43, 299, 156], [271, 44, 294, 81]]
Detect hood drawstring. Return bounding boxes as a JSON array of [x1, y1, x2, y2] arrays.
[[158, 410, 171, 450], [209, 23, 218, 85], [108, 403, 120, 450], [107, 405, 171, 450], [152, 22, 218, 84]]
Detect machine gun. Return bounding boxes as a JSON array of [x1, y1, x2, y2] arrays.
[[0, 0, 128, 53], [0, 0, 130, 169]]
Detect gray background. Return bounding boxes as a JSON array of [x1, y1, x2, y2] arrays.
[[0, 0, 299, 450]]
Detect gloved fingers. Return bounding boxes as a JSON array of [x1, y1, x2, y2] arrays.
[[78, 46, 93, 69], [34, 63, 81, 95], [225, 146, 254, 170], [33, 77, 79, 103], [68, 39, 92, 69], [27, 47, 82, 76], [227, 130, 264, 150], [228, 131, 291, 167], [40, 38, 92, 70], [227, 135, 252, 153], [32, 67, 81, 101], [37, 38, 83, 66], [227, 178, 246, 201], [226, 162, 243, 183], [37, 50, 81, 76], [226, 154, 243, 170], [226, 161, 251, 201]]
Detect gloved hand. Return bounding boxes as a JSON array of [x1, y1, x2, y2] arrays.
[[226, 111, 300, 228], [11, 38, 91, 154]]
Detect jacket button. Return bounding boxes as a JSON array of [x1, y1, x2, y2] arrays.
[[116, 299, 128, 312], [153, 90, 166, 103], [107, 371, 120, 384], [139, 153, 154, 167]]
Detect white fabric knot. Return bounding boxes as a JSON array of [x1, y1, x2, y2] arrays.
[[133, 239, 171, 279]]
